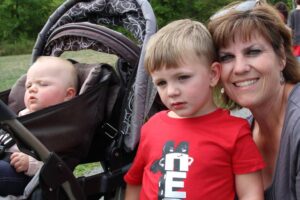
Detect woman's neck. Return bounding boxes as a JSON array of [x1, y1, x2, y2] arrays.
[[251, 84, 293, 136]]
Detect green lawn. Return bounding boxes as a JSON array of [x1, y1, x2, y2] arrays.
[[0, 51, 117, 177]]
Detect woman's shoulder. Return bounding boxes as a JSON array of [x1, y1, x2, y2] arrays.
[[284, 83, 300, 136], [288, 83, 300, 107]]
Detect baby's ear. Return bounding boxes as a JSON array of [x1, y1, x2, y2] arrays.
[[209, 62, 221, 87], [64, 87, 76, 101]]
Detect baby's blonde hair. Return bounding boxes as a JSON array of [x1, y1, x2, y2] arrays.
[[33, 56, 78, 92]]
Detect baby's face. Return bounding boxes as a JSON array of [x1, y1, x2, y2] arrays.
[[24, 65, 70, 113]]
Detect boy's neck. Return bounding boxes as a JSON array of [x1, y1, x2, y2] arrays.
[[168, 107, 218, 119]]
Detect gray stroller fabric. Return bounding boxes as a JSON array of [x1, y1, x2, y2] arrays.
[[32, 0, 149, 61], [52, 0, 147, 44], [123, 0, 157, 151], [44, 22, 140, 67]]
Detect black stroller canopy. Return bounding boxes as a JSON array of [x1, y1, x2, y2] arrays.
[[33, 0, 151, 62], [45, 22, 140, 67]]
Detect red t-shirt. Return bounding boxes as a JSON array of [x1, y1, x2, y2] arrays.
[[124, 109, 265, 200]]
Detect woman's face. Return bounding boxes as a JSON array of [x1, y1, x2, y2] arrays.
[[218, 33, 285, 109]]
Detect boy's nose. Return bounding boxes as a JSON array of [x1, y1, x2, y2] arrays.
[[167, 85, 180, 97]]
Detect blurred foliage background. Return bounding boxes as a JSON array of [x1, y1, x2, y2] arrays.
[[0, 0, 295, 56]]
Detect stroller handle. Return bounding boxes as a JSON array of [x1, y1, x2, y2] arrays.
[[0, 100, 16, 121], [0, 100, 84, 199]]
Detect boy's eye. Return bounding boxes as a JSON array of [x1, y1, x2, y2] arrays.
[[155, 80, 166, 87], [178, 75, 190, 81]]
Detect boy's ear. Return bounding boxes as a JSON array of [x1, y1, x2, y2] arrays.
[[209, 62, 221, 87], [64, 87, 76, 101]]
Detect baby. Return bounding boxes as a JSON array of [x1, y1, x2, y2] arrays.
[[0, 56, 78, 196]]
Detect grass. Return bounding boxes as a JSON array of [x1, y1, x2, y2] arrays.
[[0, 51, 117, 177], [0, 54, 31, 91]]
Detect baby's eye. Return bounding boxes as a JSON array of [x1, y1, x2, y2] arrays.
[[25, 83, 32, 89], [39, 82, 49, 87]]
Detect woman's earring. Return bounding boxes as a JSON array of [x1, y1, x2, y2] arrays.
[[221, 87, 225, 94], [280, 71, 285, 85]]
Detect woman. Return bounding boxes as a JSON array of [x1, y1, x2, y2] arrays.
[[208, 1, 300, 199]]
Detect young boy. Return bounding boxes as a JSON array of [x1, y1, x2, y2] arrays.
[[124, 19, 265, 200], [0, 56, 78, 196]]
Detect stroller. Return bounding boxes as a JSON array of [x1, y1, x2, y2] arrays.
[[0, 0, 157, 199]]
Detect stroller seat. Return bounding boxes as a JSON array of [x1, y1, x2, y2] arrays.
[[6, 61, 120, 171]]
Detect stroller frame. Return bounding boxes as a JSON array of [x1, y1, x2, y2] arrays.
[[0, 0, 157, 199]]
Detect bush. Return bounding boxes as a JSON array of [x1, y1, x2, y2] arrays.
[[0, 38, 35, 56]]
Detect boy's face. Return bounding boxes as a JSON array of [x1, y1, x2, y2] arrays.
[[151, 57, 220, 118], [24, 64, 72, 113]]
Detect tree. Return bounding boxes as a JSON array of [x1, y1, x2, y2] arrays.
[[0, 0, 63, 41], [151, 0, 235, 28]]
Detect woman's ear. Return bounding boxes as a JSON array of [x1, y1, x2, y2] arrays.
[[64, 87, 76, 101], [209, 62, 221, 87]]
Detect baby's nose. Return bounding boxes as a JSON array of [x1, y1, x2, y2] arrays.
[[28, 85, 38, 93]]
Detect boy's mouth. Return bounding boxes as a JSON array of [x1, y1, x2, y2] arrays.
[[171, 102, 185, 109]]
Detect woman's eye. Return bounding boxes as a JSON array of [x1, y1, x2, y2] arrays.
[[219, 54, 234, 62], [247, 49, 262, 56]]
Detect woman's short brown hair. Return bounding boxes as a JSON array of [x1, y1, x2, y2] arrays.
[[208, 2, 300, 107]]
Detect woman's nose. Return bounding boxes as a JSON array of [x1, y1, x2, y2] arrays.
[[233, 56, 251, 74]]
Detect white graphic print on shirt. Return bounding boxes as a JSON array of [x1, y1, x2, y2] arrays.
[[151, 141, 194, 199]]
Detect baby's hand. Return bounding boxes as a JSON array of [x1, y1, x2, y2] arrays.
[[10, 152, 29, 172]]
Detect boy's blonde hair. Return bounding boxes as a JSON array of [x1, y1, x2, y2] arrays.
[[144, 19, 216, 74]]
